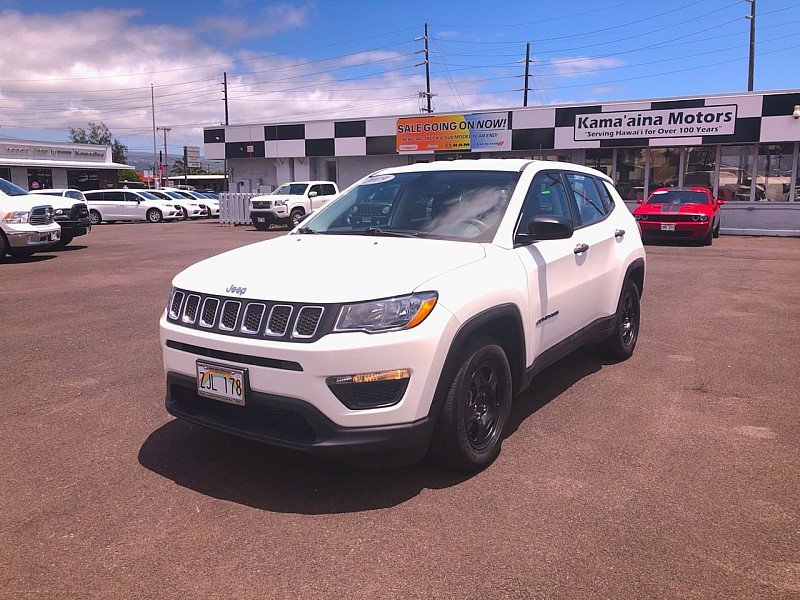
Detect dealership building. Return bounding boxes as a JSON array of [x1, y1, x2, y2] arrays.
[[0, 138, 133, 191], [204, 89, 800, 235]]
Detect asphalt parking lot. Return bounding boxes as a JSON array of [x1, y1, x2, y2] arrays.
[[2, 221, 799, 598]]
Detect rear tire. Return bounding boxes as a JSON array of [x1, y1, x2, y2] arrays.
[[598, 278, 640, 361], [146, 208, 163, 223], [429, 335, 512, 472], [89, 210, 102, 225]]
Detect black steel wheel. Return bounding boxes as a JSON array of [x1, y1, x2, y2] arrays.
[[598, 278, 640, 361], [429, 335, 512, 471]]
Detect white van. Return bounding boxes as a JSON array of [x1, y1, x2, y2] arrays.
[[83, 189, 181, 224]]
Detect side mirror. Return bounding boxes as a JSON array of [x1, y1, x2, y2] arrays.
[[716, 198, 725, 205], [517, 215, 573, 243], [308, 191, 318, 198], [636, 198, 644, 204]]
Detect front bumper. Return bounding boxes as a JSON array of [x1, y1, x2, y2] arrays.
[[250, 209, 287, 225], [54, 218, 91, 238], [4, 223, 61, 248], [639, 220, 711, 239], [160, 302, 457, 430], [165, 372, 434, 462]]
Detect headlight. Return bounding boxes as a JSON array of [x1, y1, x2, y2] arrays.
[[335, 292, 438, 333], [2, 211, 29, 224], [274, 199, 286, 206], [54, 208, 67, 216], [699, 215, 708, 222]]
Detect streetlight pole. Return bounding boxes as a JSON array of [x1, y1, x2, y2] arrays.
[[746, 0, 756, 91]]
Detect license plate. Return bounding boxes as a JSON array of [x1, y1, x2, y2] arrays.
[[196, 362, 246, 405], [661, 223, 676, 231], [257, 217, 265, 222]]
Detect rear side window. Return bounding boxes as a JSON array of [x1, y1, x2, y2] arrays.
[[322, 184, 337, 195], [592, 177, 614, 212], [309, 184, 324, 196], [65, 190, 84, 201], [104, 191, 125, 201], [517, 172, 573, 233], [565, 173, 606, 227]]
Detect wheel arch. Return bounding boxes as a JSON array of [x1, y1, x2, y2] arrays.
[[625, 257, 645, 298], [429, 304, 526, 422]]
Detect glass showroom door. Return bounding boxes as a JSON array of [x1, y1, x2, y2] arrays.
[[648, 147, 680, 195], [682, 146, 716, 190]]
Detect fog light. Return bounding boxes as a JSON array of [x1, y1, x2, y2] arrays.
[[326, 369, 411, 409]]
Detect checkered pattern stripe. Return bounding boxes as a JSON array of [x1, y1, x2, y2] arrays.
[[205, 91, 800, 160]]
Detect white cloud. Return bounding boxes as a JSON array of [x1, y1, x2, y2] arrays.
[[546, 56, 625, 78], [194, 3, 313, 43]]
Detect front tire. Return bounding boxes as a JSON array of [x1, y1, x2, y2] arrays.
[[55, 233, 74, 248], [289, 208, 305, 228], [180, 207, 189, 221], [89, 210, 102, 225], [252, 220, 270, 231], [430, 336, 512, 472], [713, 220, 720, 238], [146, 208, 163, 223], [598, 278, 641, 361]]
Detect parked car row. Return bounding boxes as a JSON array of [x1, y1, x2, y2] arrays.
[[1, 178, 221, 261], [83, 188, 219, 224]]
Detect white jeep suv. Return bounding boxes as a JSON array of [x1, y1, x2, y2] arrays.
[[160, 160, 645, 471]]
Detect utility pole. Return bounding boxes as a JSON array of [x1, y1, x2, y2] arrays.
[[151, 84, 158, 189], [746, 0, 756, 91], [415, 23, 434, 113], [223, 71, 229, 125], [157, 126, 171, 188], [523, 42, 531, 107], [183, 146, 189, 188]]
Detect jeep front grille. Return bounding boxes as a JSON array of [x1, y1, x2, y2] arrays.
[[293, 306, 324, 338], [166, 290, 333, 342], [219, 300, 241, 331]]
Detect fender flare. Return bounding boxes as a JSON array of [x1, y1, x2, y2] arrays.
[[427, 303, 526, 422], [624, 257, 646, 298]]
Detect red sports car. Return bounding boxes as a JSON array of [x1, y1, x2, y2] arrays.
[[633, 187, 723, 245]]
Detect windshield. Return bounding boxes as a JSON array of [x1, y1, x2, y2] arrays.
[[648, 190, 709, 205], [0, 178, 28, 197], [303, 170, 521, 242], [274, 183, 308, 196], [165, 191, 186, 200], [137, 191, 159, 200]]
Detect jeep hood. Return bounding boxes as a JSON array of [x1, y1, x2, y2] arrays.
[[173, 234, 486, 303]]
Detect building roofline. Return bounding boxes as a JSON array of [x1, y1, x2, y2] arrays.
[[205, 88, 800, 129]]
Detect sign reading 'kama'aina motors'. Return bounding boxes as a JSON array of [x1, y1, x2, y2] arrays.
[[573, 105, 738, 141]]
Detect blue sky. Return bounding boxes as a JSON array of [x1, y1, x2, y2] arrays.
[[1, 0, 798, 151]]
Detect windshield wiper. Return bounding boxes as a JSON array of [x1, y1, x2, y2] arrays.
[[297, 227, 316, 234], [360, 227, 419, 238]]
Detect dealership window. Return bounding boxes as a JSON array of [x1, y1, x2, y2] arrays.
[[0, 167, 10, 182], [683, 146, 716, 190], [718, 145, 755, 201], [27, 168, 53, 190], [584, 149, 613, 177], [325, 160, 337, 183], [794, 143, 800, 202], [67, 169, 101, 191], [648, 147, 680, 195], [614, 148, 646, 201], [757, 143, 794, 202]]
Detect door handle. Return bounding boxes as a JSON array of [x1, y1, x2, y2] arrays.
[[573, 243, 589, 254], [615, 229, 625, 238]]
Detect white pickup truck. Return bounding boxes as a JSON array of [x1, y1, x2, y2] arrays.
[[249, 181, 338, 230], [0, 178, 61, 260]]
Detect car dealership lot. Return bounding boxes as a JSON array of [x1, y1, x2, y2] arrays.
[[1, 222, 799, 598]]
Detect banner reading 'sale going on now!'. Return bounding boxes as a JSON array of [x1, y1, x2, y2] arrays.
[[396, 112, 510, 153]]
